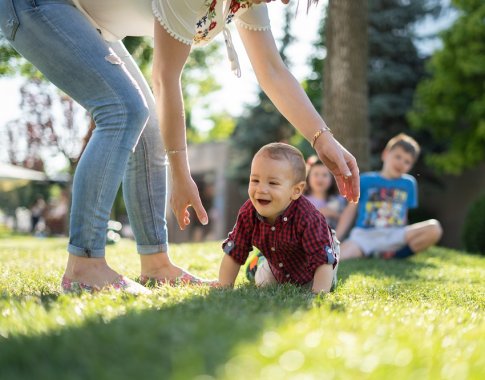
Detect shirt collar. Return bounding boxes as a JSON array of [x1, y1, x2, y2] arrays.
[[255, 198, 300, 225]]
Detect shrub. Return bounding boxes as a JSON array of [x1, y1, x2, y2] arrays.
[[462, 194, 485, 255]]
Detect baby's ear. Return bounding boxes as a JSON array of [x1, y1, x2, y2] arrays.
[[291, 181, 306, 200]]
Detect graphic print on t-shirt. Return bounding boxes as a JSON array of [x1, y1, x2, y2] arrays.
[[363, 187, 408, 228]]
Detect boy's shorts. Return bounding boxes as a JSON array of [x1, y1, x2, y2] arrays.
[[348, 227, 406, 257]]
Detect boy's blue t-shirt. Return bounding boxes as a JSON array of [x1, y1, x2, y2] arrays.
[[355, 172, 417, 228]]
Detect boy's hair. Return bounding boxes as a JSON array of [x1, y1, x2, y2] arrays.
[[255, 143, 306, 183], [385, 133, 421, 160], [304, 156, 338, 196]]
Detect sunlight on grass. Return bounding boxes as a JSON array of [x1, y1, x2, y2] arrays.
[[0, 237, 484, 379]]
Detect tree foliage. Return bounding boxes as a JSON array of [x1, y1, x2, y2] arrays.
[[409, 0, 485, 174], [462, 193, 485, 254], [368, 0, 440, 168], [0, 78, 88, 172]]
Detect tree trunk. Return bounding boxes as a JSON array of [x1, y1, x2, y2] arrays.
[[324, 0, 370, 170]]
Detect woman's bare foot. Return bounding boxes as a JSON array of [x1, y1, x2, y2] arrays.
[[63, 254, 121, 288], [139, 252, 184, 281]]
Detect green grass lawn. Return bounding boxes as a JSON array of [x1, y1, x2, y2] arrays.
[[0, 237, 483, 380]]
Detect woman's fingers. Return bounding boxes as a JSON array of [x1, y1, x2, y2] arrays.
[[346, 156, 360, 202], [192, 195, 209, 226], [335, 153, 359, 203], [315, 136, 360, 203], [175, 205, 189, 230], [172, 190, 208, 230]]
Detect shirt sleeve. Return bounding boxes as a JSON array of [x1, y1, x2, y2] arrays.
[[152, 0, 205, 45], [235, 4, 271, 31], [301, 215, 338, 272], [222, 201, 254, 265], [407, 176, 418, 209]]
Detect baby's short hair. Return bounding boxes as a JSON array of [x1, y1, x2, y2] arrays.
[[385, 133, 421, 160], [255, 143, 306, 183]]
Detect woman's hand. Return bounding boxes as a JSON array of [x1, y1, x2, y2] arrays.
[[314, 134, 360, 203], [170, 174, 208, 230]]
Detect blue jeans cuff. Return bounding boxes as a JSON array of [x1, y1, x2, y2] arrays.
[[68, 243, 105, 258], [137, 243, 169, 255]]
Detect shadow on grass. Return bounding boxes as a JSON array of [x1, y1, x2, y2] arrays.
[[337, 252, 440, 284], [0, 285, 313, 379]]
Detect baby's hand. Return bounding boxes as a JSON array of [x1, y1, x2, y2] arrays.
[[208, 280, 223, 288]]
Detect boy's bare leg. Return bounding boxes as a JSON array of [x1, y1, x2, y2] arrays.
[[405, 219, 443, 253], [339, 240, 365, 260]]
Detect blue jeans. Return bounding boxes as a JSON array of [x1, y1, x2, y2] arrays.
[[0, 0, 168, 257]]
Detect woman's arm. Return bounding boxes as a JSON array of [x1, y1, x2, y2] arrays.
[[237, 26, 359, 202], [152, 21, 208, 229]]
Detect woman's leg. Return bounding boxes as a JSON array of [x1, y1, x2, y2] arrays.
[[0, 0, 149, 286], [107, 41, 184, 280]]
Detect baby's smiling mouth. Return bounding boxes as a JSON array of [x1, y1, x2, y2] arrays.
[[257, 199, 271, 206]]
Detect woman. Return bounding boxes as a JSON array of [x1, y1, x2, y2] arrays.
[[0, 0, 201, 294], [0, 0, 358, 293]]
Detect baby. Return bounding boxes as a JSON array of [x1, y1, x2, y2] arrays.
[[217, 142, 339, 294]]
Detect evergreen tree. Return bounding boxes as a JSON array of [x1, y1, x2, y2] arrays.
[[369, 0, 440, 168], [409, 0, 485, 174]]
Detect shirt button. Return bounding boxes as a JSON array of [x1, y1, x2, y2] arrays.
[[278, 262, 283, 267], [286, 274, 290, 278], [283, 217, 288, 222], [271, 247, 275, 252], [271, 226, 276, 231]]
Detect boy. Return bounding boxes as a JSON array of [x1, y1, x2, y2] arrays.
[[336, 133, 442, 260], [217, 143, 339, 294]]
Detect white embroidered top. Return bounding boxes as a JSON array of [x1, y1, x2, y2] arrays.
[[73, 0, 271, 76]]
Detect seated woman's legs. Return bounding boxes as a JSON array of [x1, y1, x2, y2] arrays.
[[109, 42, 184, 281], [1, 0, 149, 287]]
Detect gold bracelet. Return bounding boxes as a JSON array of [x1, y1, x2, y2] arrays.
[[311, 126, 332, 148], [165, 147, 187, 155]]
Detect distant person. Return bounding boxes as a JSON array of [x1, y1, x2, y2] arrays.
[[337, 134, 443, 260], [30, 195, 46, 233], [304, 156, 346, 230], [217, 143, 340, 295]]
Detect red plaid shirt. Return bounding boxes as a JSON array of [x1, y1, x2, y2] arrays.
[[222, 196, 338, 285]]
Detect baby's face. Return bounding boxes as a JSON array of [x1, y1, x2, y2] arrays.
[[248, 154, 303, 224]]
